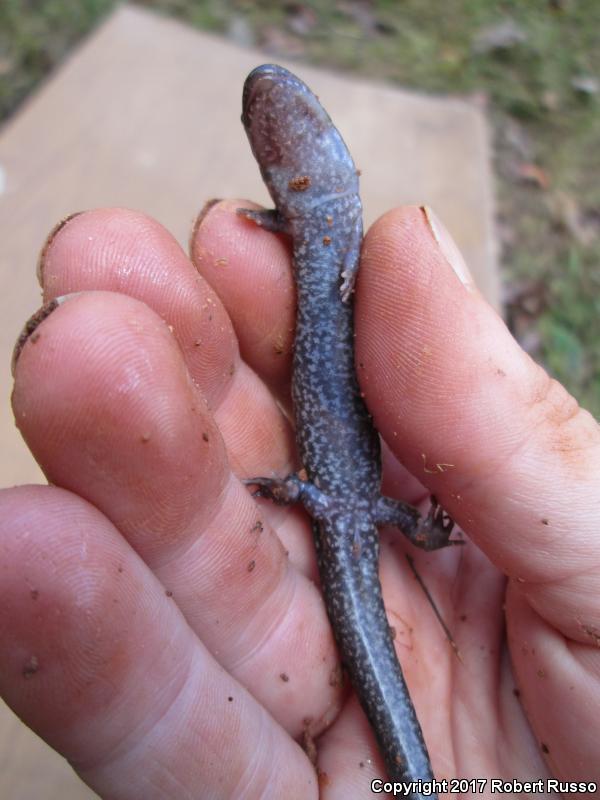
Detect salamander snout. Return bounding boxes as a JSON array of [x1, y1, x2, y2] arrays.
[[242, 64, 330, 168], [242, 63, 359, 214]]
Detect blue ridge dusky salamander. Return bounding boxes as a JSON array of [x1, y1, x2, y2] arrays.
[[239, 64, 456, 795]]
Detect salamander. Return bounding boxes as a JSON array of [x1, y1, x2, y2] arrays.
[[239, 63, 456, 796]]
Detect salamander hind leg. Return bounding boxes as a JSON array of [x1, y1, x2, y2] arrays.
[[244, 473, 331, 518], [375, 495, 461, 551]]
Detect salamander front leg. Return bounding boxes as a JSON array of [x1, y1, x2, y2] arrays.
[[244, 473, 331, 519], [236, 207, 290, 234], [339, 216, 362, 302], [375, 495, 461, 551]]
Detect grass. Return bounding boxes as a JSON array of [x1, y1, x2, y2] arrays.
[[1, 0, 599, 414]]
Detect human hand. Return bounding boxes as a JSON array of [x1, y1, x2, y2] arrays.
[[2, 203, 599, 798]]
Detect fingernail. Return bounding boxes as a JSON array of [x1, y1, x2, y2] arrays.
[[12, 294, 77, 376], [37, 211, 85, 287], [421, 206, 475, 289], [189, 198, 222, 259]]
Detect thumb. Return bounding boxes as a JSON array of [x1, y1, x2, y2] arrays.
[[357, 206, 600, 779], [356, 204, 600, 584]]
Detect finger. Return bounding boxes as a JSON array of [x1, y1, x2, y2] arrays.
[[0, 485, 316, 799], [12, 292, 339, 736], [506, 584, 600, 780], [356, 205, 600, 594], [190, 199, 295, 400], [38, 207, 296, 480], [316, 695, 385, 794], [358, 206, 600, 783]]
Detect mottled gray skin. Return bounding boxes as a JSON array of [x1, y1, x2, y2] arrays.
[[241, 64, 453, 796]]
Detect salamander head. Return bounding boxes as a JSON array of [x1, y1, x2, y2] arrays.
[[242, 64, 359, 217]]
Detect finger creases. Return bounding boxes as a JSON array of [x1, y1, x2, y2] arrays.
[[12, 291, 341, 737], [13, 290, 227, 552], [0, 485, 317, 799], [356, 206, 600, 584]]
